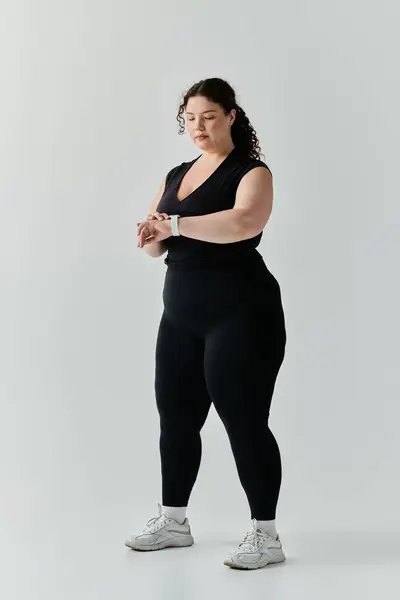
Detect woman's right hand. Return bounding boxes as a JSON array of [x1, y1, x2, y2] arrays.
[[147, 212, 170, 221]]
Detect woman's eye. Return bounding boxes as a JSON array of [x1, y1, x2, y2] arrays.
[[187, 117, 214, 121]]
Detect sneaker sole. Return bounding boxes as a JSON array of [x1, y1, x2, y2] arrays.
[[223, 550, 286, 570], [125, 536, 194, 552]]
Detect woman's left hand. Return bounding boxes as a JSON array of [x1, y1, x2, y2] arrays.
[[136, 218, 173, 248]]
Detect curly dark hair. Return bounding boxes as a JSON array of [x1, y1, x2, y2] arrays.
[[176, 77, 264, 161]]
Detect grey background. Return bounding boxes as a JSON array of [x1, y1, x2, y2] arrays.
[[1, 0, 399, 598]]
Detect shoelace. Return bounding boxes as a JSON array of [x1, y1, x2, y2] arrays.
[[233, 519, 271, 553], [141, 513, 170, 534]]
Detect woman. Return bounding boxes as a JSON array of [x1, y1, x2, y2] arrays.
[[125, 78, 287, 571]]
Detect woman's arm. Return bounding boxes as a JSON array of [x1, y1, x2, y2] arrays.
[[137, 166, 273, 248], [141, 177, 168, 258], [177, 167, 273, 243]]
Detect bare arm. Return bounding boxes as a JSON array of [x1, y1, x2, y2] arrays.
[[177, 167, 273, 242], [140, 177, 168, 258]]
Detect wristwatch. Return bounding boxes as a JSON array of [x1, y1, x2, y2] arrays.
[[170, 214, 181, 236]]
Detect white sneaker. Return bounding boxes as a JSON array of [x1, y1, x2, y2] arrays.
[[125, 502, 194, 552], [224, 519, 286, 570]]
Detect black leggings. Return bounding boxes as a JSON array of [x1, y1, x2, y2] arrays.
[[154, 257, 286, 520]]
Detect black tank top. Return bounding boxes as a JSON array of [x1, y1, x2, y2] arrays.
[[156, 146, 272, 269]]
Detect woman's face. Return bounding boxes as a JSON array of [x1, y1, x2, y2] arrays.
[[184, 96, 235, 151]]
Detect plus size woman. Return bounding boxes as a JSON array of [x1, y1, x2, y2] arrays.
[[125, 77, 287, 570]]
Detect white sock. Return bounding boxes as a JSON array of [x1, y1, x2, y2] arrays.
[[161, 505, 187, 524], [256, 519, 277, 539]]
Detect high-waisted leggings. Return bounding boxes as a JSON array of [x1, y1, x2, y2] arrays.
[[154, 254, 286, 520]]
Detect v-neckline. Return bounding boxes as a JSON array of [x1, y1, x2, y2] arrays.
[[175, 147, 236, 203]]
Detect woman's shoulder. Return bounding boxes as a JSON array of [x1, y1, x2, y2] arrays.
[[233, 152, 272, 179], [165, 161, 186, 185], [165, 155, 199, 185]]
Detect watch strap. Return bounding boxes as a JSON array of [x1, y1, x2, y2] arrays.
[[170, 214, 181, 236]]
